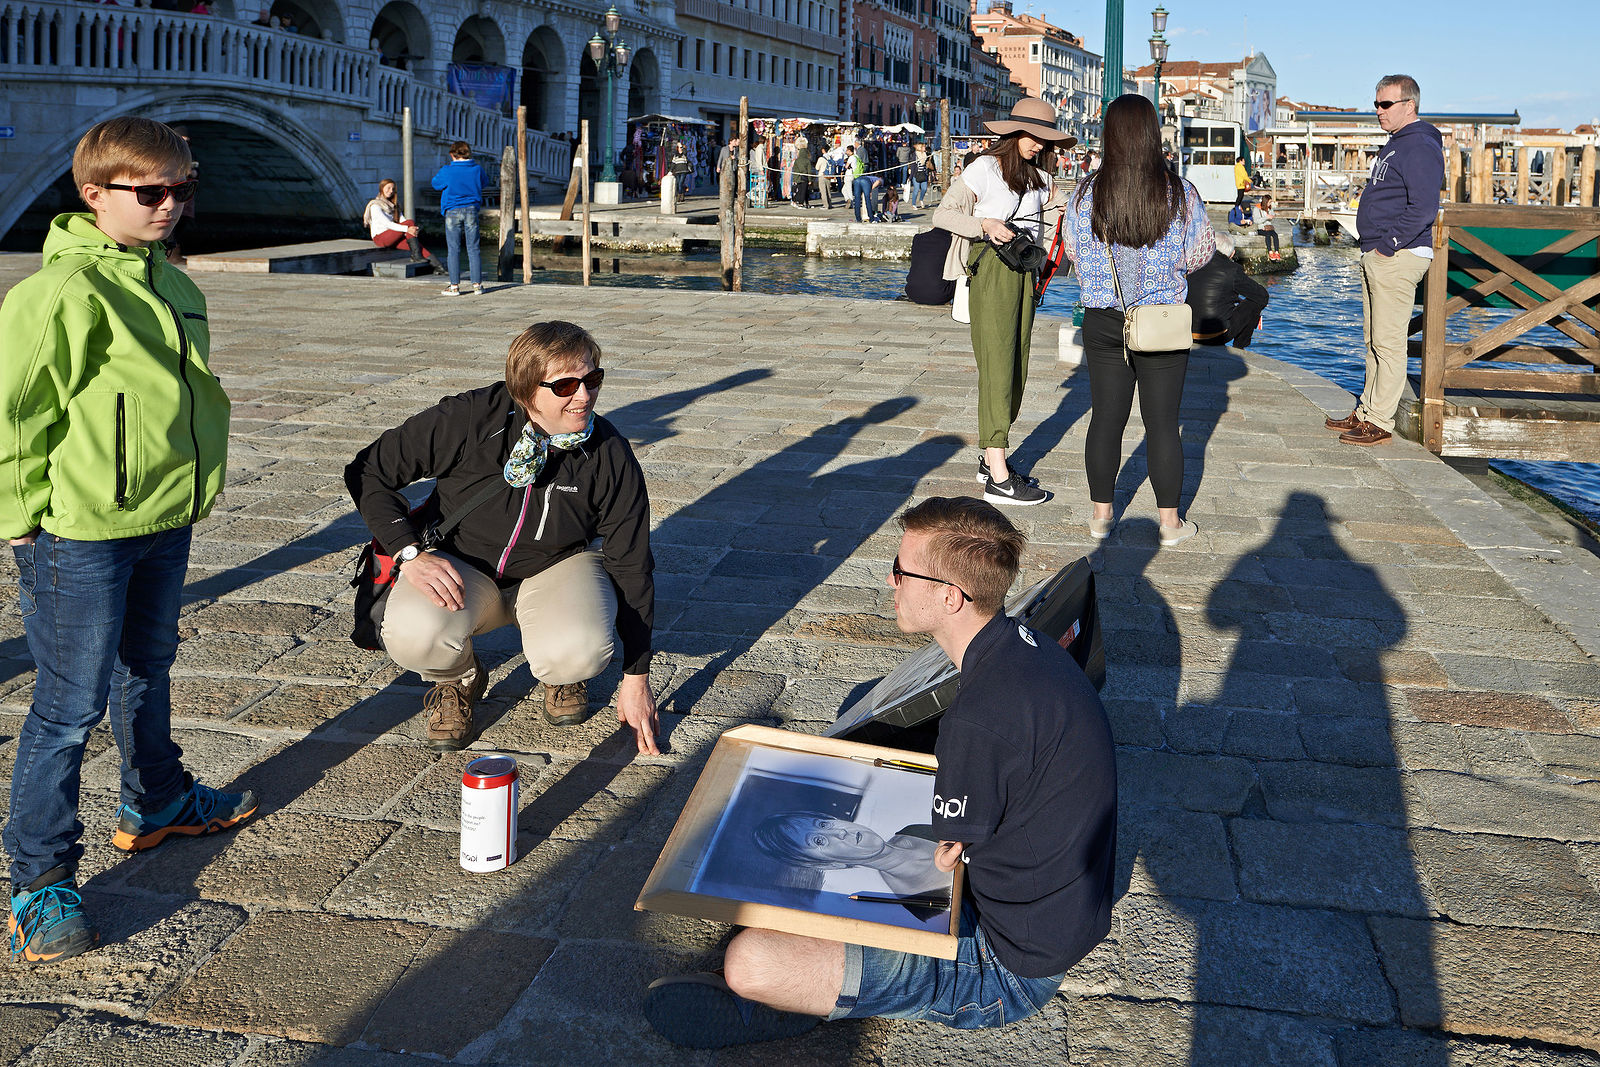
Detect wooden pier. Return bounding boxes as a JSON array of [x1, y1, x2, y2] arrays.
[[1396, 204, 1600, 460]]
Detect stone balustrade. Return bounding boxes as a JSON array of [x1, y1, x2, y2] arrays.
[[0, 0, 566, 181]]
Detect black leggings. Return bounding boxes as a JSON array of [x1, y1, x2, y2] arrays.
[[1083, 308, 1190, 509]]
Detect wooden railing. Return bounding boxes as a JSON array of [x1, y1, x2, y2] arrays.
[[1411, 203, 1600, 457]]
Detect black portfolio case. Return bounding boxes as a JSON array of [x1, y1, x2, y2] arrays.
[[825, 557, 1104, 753]]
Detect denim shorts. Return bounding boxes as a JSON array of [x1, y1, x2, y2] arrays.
[[828, 901, 1065, 1028]]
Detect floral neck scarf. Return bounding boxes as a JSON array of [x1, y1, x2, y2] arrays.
[[503, 414, 594, 488]]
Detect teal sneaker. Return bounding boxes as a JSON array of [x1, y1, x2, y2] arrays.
[[9, 866, 98, 963], [112, 775, 259, 853]]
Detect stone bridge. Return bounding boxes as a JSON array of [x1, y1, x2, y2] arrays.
[[0, 0, 679, 238]]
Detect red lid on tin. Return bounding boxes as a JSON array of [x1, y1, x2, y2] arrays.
[[463, 755, 519, 789]]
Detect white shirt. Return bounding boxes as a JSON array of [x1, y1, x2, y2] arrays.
[[963, 155, 1049, 239]]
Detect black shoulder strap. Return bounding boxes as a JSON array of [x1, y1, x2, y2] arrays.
[[424, 477, 507, 547]]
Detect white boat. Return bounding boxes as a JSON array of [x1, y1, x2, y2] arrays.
[[1325, 208, 1360, 240]]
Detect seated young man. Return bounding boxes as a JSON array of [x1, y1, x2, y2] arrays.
[[644, 497, 1117, 1048]]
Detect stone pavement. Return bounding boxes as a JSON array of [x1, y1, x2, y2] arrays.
[[1, 257, 1598, 1066]]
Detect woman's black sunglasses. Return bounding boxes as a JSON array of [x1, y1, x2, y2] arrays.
[[539, 368, 605, 397], [101, 180, 199, 207]]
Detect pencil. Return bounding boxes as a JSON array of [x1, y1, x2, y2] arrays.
[[848, 892, 951, 908], [842, 754, 936, 775]]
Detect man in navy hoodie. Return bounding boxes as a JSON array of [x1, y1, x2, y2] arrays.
[[431, 141, 489, 296], [1326, 75, 1444, 446]]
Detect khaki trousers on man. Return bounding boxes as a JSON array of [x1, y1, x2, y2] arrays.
[[381, 550, 616, 690], [1354, 249, 1431, 433]]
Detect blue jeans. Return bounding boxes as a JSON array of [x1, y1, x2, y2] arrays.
[[443, 205, 481, 286], [5, 528, 192, 888], [910, 179, 928, 207], [852, 177, 879, 221], [829, 900, 1066, 1028]]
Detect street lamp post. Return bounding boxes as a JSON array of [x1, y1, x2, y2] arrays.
[[914, 85, 937, 147], [587, 5, 629, 188], [1148, 5, 1168, 119]]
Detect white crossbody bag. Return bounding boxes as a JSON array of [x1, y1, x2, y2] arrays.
[[1107, 246, 1192, 353]]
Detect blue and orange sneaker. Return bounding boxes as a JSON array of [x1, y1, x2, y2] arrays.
[[111, 775, 259, 853], [9, 866, 98, 963]]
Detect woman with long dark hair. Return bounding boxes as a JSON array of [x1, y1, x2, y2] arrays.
[[932, 97, 1076, 506], [1064, 94, 1215, 545]]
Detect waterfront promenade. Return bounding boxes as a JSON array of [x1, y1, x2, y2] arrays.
[[1, 257, 1598, 1065]]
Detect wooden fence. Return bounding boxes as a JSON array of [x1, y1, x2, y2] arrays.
[[1409, 204, 1600, 459]]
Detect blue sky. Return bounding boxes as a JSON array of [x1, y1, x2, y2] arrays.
[[1030, 0, 1599, 130]]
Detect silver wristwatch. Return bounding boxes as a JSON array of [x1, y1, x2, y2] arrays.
[[394, 543, 423, 567]]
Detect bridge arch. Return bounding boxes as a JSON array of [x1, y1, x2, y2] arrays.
[[627, 46, 660, 120], [266, 0, 345, 42], [371, 1, 431, 72], [451, 14, 506, 67], [521, 25, 565, 134], [0, 92, 363, 241]]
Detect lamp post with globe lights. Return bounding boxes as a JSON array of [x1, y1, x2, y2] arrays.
[[587, 5, 630, 194]]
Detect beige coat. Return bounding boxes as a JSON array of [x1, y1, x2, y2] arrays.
[[931, 172, 1072, 281]]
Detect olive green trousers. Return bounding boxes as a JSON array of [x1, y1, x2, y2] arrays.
[[967, 246, 1036, 449]]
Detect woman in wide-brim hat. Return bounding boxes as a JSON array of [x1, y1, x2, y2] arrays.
[[931, 97, 1077, 507]]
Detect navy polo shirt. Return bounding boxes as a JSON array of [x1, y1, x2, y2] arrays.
[[932, 611, 1118, 979]]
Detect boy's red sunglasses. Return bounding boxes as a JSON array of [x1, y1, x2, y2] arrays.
[[101, 180, 199, 207]]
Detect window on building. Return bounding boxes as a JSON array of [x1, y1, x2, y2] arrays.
[[1029, 41, 1040, 61], [712, 42, 720, 74], [784, 57, 791, 84], [677, 39, 684, 67], [758, 53, 765, 80], [695, 39, 704, 71], [744, 50, 751, 78]]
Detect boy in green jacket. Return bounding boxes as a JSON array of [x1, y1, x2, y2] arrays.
[[2, 117, 258, 964]]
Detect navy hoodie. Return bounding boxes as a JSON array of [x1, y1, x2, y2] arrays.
[[1355, 120, 1444, 254]]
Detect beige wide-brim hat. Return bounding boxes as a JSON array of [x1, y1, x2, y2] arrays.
[[984, 97, 1078, 148]]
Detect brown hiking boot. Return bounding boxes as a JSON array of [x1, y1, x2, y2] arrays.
[[541, 680, 591, 726], [424, 656, 488, 751]]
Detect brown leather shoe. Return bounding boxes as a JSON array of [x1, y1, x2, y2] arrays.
[[1324, 410, 1361, 431], [1339, 420, 1392, 446], [424, 655, 487, 751], [541, 680, 591, 726]]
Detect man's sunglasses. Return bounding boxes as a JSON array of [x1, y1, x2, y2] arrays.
[[101, 180, 199, 206], [891, 555, 972, 602], [1373, 99, 1409, 111], [539, 368, 605, 397]]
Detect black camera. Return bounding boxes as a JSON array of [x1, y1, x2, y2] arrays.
[[993, 231, 1045, 273]]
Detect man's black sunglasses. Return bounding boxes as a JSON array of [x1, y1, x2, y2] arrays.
[[1373, 99, 1408, 111], [101, 180, 199, 206], [891, 555, 972, 602], [540, 368, 605, 397]]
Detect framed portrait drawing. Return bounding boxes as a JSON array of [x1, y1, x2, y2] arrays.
[[636, 725, 962, 959]]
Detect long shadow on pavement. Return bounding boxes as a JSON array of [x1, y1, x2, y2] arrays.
[[1101, 490, 1441, 1063]]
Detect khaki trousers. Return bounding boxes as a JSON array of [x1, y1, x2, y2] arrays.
[[381, 550, 616, 688], [1354, 249, 1430, 432]]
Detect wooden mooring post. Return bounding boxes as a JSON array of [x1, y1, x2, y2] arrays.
[[517, 106, 532, 283], [581, 120, 592, 288], [734, 96, 748, 292], [1405, 203, 1600, 460], [497, 146, 517, 282]]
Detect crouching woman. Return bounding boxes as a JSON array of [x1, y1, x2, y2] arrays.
[[344, 321, 659, 754]]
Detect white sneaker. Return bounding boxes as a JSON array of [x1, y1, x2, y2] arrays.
[[441, 284, 460, 297], [469, 283, 484, 295], [1159, 519, 1199, 546]]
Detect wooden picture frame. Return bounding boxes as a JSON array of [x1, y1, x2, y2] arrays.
[[635, 724, 963, 959]]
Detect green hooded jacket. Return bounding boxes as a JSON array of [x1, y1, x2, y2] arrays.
[[0, 213, 229, 541]]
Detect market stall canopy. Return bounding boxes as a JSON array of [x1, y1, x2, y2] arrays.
[[626, 113, 716, 126]]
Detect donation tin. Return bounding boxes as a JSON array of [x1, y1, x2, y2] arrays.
[[460, 755, 520, 873]]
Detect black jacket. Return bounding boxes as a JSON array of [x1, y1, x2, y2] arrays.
[[345, 382, 654, 674], [905, 227, 956, 305], [1186, 251, 1269, 348]]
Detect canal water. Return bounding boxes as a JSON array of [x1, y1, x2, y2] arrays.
[[507, 244, 1600, 527]]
